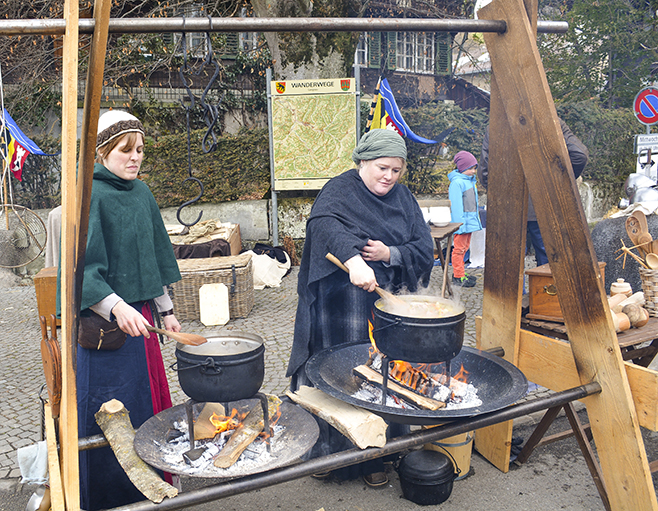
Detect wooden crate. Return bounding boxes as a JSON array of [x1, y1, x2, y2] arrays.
[[227, 224, 241, 255], [525, 261, 606, 322], [170, 253, 254, 321], [34, 266, 60, 326]]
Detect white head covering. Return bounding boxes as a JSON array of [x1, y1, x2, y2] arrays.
[[96, 110, 145, 149]]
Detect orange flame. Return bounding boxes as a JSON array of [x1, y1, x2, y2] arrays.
[[368, 320, 379, 356], [259, 406, 283, 440], [209, 409, 240, 435], [451, 364, 469, 385]]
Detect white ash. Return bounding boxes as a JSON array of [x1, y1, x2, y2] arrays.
[[442, 382, 481, 409], [432, 385, 452, 403], [352, 384, 418, 409], [157, 421, 285, 476]]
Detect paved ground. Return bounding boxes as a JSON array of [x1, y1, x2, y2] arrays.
[[1, 261, 658, 510]]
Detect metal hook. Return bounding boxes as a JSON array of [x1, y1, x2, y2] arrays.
[[198, 20, 222, 154], [176, 177, 204, 227]]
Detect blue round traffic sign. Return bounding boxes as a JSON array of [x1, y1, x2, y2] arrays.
[[634, 87, 658, 125]]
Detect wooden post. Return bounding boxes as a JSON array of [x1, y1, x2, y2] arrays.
[[59, 0, 80, 507], [478, 0, 658, 508], [474, 0, 536, 473], [58, 0, 112, 509]]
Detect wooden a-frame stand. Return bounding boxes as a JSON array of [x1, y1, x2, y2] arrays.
[[42, 0, 658, 510], [474, 0, 658, 509]]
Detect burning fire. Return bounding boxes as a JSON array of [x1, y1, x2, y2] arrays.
[[209, 409, 241, 435], [366, 319, 474, 404], [368, 319, 470, 391]]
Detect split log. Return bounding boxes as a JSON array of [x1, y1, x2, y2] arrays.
[[194, 402, 227, 441], [213, 395, 281, 469], [353, 364, 446, 411], [95, 399, 178, 503], [286, 386, 387, 448]]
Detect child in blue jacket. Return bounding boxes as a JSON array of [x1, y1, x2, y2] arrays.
[[448, 151, 483, 287]]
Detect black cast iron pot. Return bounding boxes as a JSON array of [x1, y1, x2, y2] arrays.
[[373, 295, 465, 363], [173, 332, 265, 402], [398, 449, 457, 506]]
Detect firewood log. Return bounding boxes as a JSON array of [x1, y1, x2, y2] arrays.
[[95, 399, 178, 503], [213, 395, 281, 469], [353, 365, 446, 410], [194, 402, 227, 441], [286, 386, 387, 448]]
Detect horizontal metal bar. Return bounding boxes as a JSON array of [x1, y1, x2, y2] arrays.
[[111, 382, 600, 511], [0, 17, 567, 37], [78, 433, 108, 451]]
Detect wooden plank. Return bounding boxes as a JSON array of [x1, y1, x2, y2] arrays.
[[479, 0, 657, 508], [44, 403, 65, 511], [518, 329, 658, 431], [59, 0, 80, 507]]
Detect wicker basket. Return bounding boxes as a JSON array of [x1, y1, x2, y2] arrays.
[[639, 267, 658, 316], [171, 253, 254, 321]]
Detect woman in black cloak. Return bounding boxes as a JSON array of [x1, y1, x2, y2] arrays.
[[286, 129, 434, 486]]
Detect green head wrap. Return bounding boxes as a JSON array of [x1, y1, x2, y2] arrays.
[[352, 129, 407, 165]]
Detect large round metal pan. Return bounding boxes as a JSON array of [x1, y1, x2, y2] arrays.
[[305, 343, 528, 425], [134, 399, 319, 479]]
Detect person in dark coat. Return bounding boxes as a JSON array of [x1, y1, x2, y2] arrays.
[[478, 118, 589, 266], [286, 128, 434, 487]]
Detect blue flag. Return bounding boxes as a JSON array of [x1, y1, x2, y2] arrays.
[[3, 108, 58, 181], [373, 78, 437, 145]]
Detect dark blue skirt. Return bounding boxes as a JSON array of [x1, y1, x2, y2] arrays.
[[77, 328, 154, 510]]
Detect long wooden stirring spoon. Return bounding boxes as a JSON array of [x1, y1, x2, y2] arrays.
[[325, 252, 407, 307], [146, 325, 207, 346]]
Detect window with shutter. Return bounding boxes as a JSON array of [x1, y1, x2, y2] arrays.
[[367, 33, 381, 69], [386, 32, 397, 70], [219, 33, 240, 59], [435, 33, 452, 75]]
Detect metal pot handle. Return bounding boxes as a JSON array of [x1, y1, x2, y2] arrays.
[[170, 357, 223, 375], [371, 318, 402, 333]]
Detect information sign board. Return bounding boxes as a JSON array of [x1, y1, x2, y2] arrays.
[[270, 78, 358, 191]]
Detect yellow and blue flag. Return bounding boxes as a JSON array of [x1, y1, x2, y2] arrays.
[[368, 78, 437, 145]]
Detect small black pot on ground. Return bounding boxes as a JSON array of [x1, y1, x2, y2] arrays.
[[397, 449, 457, 506]]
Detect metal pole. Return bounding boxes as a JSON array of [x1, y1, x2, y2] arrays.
[[0, 17, 567, 36], [266, 68, 278, 247], [112, 382, 601, 511]]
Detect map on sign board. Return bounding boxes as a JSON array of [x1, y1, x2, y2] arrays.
[[270, 78, 357, 191]]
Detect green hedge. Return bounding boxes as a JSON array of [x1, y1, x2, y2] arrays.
[[141, 127, 271, 207]]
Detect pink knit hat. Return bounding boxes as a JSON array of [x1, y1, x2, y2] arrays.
[[454, 151, 478, 173]]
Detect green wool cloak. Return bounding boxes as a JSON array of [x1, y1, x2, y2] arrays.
[[79, 163, 180, 310]]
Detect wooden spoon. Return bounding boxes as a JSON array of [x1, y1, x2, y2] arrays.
[[646, 252, 658, 270], [146, 325, 207, 346], [626, 216, 644, 254], [632, 211, 651, 257], [325, 252, 406, 306]]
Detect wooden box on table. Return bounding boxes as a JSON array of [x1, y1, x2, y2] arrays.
[[525, 262, 606, 322]]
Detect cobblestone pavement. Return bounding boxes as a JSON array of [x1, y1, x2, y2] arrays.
[[0, 262, 546, 481]]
